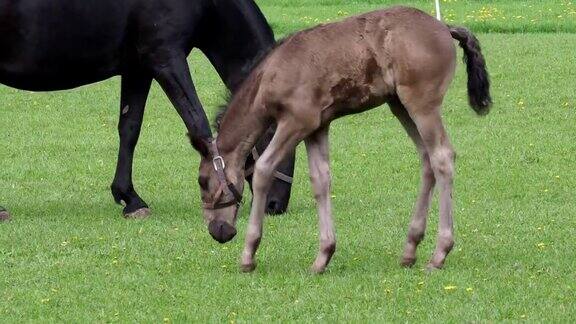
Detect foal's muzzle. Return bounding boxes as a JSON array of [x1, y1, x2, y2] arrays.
[[208, 220, 237, 243]]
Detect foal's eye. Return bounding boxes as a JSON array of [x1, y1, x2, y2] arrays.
[[198, 177, 209, 190]]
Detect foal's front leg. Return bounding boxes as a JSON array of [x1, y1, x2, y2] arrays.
[[304, 127, 336, 273], [241, 124, 302, 272]]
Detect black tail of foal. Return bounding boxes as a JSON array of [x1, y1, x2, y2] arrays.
[[449, 26, 492, 115]]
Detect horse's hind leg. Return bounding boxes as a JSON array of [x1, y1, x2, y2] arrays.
[[111, 68, 153, 218], [304, 126, 335, 274], [410, 109, 455, 270], [389, 100, 436, 267]]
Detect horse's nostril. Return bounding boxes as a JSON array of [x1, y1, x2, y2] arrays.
[[208, 220, 237, 243]]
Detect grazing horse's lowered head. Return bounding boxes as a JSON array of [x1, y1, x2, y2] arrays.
[[194, 6, 492, 271]]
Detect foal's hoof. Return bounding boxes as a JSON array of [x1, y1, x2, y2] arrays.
[[240, 262, 256, 273], [425, 262, 444, 273], [311, 264, 328, 274], [0, 209, 10, 222], [123, 207, 151, 219], [400, 257, 417, 268]]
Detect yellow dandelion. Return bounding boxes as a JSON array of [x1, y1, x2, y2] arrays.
[[444, 285, 457, 291], [466, 287, 473, 292]]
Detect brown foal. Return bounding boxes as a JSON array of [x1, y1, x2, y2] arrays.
[[192, 6, 491, 273]]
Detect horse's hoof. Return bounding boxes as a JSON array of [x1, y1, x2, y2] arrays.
[[0, 209, 10, 222], [425, 262, 443, 273], [400, 257, 416, 268], [311, 264, 327, 274], [123, 208, 151, 219], [240, 262, 256, 273]]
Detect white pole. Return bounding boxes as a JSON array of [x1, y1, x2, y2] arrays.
[[435, 0, 442, 21]]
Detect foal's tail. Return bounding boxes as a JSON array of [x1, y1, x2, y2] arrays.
[[449, 26, 492, 115]]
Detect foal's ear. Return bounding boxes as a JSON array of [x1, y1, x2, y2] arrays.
[[188, 134, 210, 158]]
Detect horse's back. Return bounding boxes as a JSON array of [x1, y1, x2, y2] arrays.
[[0, 0, 136, 90], [0, 0, 205, 91], [257, 6, 456, 124]]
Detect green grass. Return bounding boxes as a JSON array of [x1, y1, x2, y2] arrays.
[[2, 2, 576, 323], [257, 0, 576, 35]]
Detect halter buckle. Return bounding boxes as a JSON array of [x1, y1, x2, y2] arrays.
[[213, 155, 225, 171]]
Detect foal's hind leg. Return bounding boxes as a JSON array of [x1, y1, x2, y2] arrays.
[[411, 110, 455, 269], [305, 126, 336, 273], [241, 122, 304, 272], [111, 68, 153, 218], [389, 101, 436, 267]]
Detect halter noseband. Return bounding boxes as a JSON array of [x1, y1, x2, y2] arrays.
[[202, 140, 243, 210]]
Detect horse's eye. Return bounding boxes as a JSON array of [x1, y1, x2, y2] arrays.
[[198, 177, 209, 190]]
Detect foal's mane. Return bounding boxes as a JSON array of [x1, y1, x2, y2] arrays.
[[214, 37, 288, 130]]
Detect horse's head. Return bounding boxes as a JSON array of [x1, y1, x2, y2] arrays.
[[192, 137, 244, 244]]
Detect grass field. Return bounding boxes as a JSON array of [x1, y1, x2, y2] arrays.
[[1, 1, 576, 322]]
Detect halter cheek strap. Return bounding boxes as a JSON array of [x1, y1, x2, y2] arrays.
[[245, 147, 294, 184], [202, 140, 243, 210]]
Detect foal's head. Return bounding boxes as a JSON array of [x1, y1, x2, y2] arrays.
[[192, 137, 245, 244]]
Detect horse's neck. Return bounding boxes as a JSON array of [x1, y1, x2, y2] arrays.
[[201, 0, 274, 92]]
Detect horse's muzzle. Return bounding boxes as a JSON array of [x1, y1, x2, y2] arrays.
[[266, 199, 287, 215], [208, 220, 237, 243]]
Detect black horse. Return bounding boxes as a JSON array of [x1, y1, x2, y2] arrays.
[[0, 0, 295, 220]]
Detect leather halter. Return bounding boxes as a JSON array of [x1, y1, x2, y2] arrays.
[[202, 140, 243, 210], [244, 148, 294, 184]]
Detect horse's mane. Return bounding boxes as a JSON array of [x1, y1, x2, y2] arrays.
[[214, 37, 288, 130]]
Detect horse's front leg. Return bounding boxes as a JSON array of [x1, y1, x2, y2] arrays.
[[248, 125, 297, 215], [149, 54, 212, 141], [111, 68, 153, 218], [304, 126, 335, 274], [241, 123, 303, 272]]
